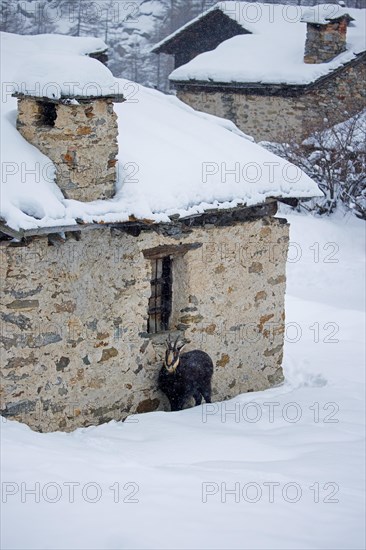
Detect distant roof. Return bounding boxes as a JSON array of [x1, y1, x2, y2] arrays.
[[2, 32, 108, 55], [154, 2, 365, 87], [0, 32, 321, 232]]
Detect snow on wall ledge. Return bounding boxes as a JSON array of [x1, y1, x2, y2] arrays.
[[0, 32, 321, 232]]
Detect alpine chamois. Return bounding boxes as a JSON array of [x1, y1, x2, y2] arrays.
[[158, 335, 214, 411]]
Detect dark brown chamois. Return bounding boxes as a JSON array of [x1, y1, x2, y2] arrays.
[[158, 335, 214, 411]]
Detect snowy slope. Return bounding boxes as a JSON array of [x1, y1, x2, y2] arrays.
[[304, 108, 366, 152], [0, 32, 321, 231], [168, 3, 366, 85], [1, 212, 365, 550]]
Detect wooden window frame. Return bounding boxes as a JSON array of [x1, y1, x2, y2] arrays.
[[143, 243, 202, 335], [147, 255, 172, 334]]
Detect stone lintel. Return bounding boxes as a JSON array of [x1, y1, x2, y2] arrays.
[[143, 242, 202, 259]]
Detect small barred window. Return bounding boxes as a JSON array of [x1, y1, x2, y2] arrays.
[[147, 256, 172, 334]]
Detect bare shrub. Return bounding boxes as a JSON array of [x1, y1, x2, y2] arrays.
[[265, 109, 366, 219]]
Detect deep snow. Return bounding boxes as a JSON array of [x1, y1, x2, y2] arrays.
[[1, 211, 365, 550]]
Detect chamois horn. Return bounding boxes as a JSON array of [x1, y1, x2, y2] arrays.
[[165, 333, 172, 347], [173, 335, 181, 351]]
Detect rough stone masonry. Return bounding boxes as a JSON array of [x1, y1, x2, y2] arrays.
[[176, 56, 366, 142], [16, 96, 119, 201], [0, 216, 289, 432]]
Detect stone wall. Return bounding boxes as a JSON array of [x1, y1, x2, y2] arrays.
[[0, 216, 289, 432], [16, 98, 119, 201], [175, 56, 366, 142]]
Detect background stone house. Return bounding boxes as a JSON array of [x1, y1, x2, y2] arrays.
[[0, 33, 321, 432], [152, 2, 366, 141]]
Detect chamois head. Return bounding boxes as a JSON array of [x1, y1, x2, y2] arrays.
[[164, 334, 186, 373]]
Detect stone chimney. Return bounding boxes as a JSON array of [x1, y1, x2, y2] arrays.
[[302, 13, 354, 64], [14, 93, 124, 202]]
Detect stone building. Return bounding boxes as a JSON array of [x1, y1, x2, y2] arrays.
[[152, 2, 366, 141], [1, 205, 291, 432], [0, 32, 321, 432]]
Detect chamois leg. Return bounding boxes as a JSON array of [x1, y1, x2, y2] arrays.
[[201, 384, 212, 404], [193, 391, 202, 406], [169, 396, 185, 412]]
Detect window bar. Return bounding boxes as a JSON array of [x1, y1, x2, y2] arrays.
[[155, 258, 158, 333], [147, 256, 172, 334]]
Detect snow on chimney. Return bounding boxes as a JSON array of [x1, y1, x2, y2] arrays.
[[13, 55, 124, 202]]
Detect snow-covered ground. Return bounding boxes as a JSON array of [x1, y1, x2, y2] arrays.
[[1, 211, 365, 550]]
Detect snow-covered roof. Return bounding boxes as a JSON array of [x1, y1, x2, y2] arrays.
[[2, 31, 108, 55], [3, 32, 118, 100], [300, 7, 354, 25], [14, 53, 122, 100], [161, 2, 366, 87], [0, 32, 321, 232], [14, 54, 123, 100]]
